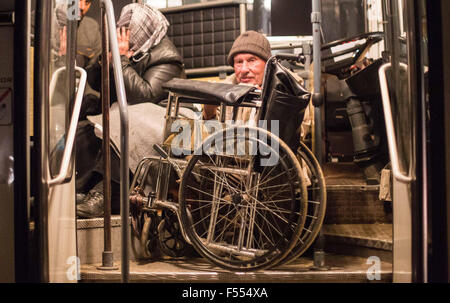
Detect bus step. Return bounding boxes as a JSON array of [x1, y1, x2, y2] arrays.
[[322, 223, 392, 263], [77, 216, 134, 266]]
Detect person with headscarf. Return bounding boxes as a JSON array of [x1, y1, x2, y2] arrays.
[[86, 2, 185, 105], [76, 3, 189, 218]]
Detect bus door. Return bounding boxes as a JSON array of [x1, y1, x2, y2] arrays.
[[32, 0, 86, 282], [380, 0, 429, 282], [0, 0, 17, 283]]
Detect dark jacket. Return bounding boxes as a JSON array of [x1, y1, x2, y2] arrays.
[[87, 36, 185, 105]]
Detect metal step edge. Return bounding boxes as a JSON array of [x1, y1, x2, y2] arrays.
[[324, 234, 392, 251], [326, 184, 380, 192], [324, 242, 393, 264], [77, 215, 124, 229], [322, 224, 392, 251]]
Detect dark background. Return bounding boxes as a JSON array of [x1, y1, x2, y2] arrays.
[[271, 0, 312, 36], [271, 0, 366, 42]]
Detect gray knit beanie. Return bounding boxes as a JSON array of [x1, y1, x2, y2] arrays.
[[227, 31, 271, 66]]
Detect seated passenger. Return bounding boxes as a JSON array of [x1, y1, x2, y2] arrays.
[[117, 31, 275, 206], [76, 3, 191, 218], [203, 30, 311, 140], [85, 3, 185, 105], [203, 30, 271, 122]]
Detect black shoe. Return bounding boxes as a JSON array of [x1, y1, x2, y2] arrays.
[[77, 182, 104, 218], [76, 193, 86, 205]]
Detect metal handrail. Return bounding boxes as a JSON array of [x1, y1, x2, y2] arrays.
[[101, 0, 130, 283], [185, 66, 234, 77], [311, 0, 323, 165], [311, 0, 324, 168], [310, 0, 327, 271], [378, 62, 413, 183], [311, 0, 322, 108], [48, 66, 86, 186], [49, 66, 66, 104]]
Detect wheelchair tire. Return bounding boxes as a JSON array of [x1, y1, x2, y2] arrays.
[[279, 141, 327, 265], [178, 126, 308, 271]]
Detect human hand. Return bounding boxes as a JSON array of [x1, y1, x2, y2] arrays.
[[117, 27, 134, 58], [59, 26, 67, 56]]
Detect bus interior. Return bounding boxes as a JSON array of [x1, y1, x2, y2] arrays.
[[0, 0, 449, 283]]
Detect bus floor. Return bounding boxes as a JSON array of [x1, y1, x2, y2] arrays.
[[79, 252, 392, 283]]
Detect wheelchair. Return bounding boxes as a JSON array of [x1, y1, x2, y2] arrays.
[[129, 54, 326, 271]]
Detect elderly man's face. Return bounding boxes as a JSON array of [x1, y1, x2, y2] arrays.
[[233, 53, 266, 87]]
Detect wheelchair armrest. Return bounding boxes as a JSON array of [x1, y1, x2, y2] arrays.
[[162, 78, 257, 106]]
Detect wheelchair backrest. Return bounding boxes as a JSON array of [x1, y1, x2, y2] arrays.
[[259, 58, 311, 152]]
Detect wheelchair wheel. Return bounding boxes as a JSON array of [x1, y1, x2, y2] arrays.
[[280, 141, 327, 264], [178, 126, 308, 271]]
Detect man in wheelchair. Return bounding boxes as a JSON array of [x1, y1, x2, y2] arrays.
[[158, 30, 312, 199], [137, 30, 276, 205], [203, 30, 311, 135]]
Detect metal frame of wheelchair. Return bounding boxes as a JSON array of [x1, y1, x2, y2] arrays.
[[129, 59, 327, 272]]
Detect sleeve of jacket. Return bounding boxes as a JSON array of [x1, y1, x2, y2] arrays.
[[121, 56, 183, 105]]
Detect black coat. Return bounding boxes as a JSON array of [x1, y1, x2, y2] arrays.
[[87, 36, 185, 105]]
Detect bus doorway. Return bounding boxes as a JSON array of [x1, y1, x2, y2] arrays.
[[31, 0, 85, 282], [2, 0, 448, 284]]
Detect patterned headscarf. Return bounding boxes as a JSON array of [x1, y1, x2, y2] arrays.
[[55, 4, 68, 27], [116, 3, 169, 58]]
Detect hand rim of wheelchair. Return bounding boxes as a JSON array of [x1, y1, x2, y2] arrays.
[[178, 125, 308, 271]]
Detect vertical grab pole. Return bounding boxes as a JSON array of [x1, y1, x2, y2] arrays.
[[311, 0, 328, 271], [312, 0, 323, 159], [101, 0, 130, 282], [97, 4, 117, 271]]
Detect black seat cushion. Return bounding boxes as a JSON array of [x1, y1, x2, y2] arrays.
[[162, 78, 256, 105]]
